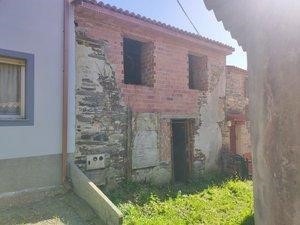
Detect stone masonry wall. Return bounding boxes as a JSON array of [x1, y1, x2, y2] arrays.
[[226, 66, 249, 114], [224, 66, 251, 155], [75, 36, 128, 188]]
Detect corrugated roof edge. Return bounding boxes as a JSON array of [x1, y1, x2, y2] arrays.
[[75, 0, 234, 52]]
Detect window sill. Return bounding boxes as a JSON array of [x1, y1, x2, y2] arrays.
[[122, 83, 154, 89], [0, 118, 34, 126]]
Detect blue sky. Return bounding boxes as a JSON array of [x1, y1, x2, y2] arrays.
[[101, 0, 247, 69]]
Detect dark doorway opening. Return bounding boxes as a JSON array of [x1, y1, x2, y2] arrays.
[[188, 54, 208, 91], [171, 119, 192, 182]]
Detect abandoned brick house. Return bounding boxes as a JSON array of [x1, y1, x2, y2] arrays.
[[74, 0, 251, 187]]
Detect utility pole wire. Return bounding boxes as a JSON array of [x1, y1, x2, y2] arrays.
[[176, 0, 200, 35]]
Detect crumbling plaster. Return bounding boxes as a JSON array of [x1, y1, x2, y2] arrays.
[[75, 39, 128, 188], [194, 62, 226, 171]]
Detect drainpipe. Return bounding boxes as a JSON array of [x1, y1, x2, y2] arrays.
[[62, 0, 70, 184]]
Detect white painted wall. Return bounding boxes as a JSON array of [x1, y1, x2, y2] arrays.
[[0, 0, 75, 159]]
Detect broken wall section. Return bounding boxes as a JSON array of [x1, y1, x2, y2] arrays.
[[128, 57, 229, 182], [75, 36, 129, 189], [193, 58, 227, 174], [128, 57, 228, 183], [130, 113, 172, 185]]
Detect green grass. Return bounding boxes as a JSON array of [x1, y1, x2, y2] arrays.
[[106, 175, 254, 225]]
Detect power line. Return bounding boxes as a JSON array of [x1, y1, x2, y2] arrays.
[[176, 0, 200, 35]]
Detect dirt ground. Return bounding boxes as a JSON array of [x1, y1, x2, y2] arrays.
[[0, 191, 104, 225]]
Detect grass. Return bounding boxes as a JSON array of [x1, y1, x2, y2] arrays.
[[106, 175, 254, 225]]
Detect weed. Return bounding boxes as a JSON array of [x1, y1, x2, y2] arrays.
[[106, 175, 254, 225]]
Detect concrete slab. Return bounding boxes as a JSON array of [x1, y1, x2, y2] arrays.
[[69, 162, 123, 225], [0, 191, 104, 225]]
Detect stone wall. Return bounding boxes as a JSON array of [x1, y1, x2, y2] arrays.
[[226, 66, 249, 114], [224, 66, 251, 155], [75, 37, 128, 188]]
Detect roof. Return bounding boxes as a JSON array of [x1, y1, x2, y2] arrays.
[[75, 0, 234, 52], [226, 65, 247, 75], [204, 0, 300, 51], [203, 0, 250, 50]]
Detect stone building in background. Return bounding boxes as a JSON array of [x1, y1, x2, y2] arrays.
[[222, 66, 252, 176], [225, 66, 251, 156], [74, 0, 250, 188]]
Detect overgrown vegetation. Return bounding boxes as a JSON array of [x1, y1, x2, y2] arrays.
[[106, 175, 254, 225]]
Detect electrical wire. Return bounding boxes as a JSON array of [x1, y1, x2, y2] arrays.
[[176, 0, 200, 35]]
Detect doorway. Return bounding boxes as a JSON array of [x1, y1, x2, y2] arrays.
[[230, 122, 237, 154], [230, 122, 243, 155], [171, 119, 192, 182]]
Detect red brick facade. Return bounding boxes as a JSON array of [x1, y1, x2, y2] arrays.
[[74, 1, 239, 186], [75, 2, 232, 115]]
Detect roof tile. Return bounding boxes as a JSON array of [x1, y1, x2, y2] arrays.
[[79, 0, 234, 51]]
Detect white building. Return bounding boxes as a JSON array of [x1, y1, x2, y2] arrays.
[[0, 0, 76, 195]]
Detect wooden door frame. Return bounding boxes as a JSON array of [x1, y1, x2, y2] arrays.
[[230, 122, 237, 154], [230, 121, 246, 154], [171, 119, 194, 182]]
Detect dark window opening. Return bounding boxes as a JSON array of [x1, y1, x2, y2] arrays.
[[188, 54, 208, 91], [123, 38, 154, 86], [123, 38, 142, 85]]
